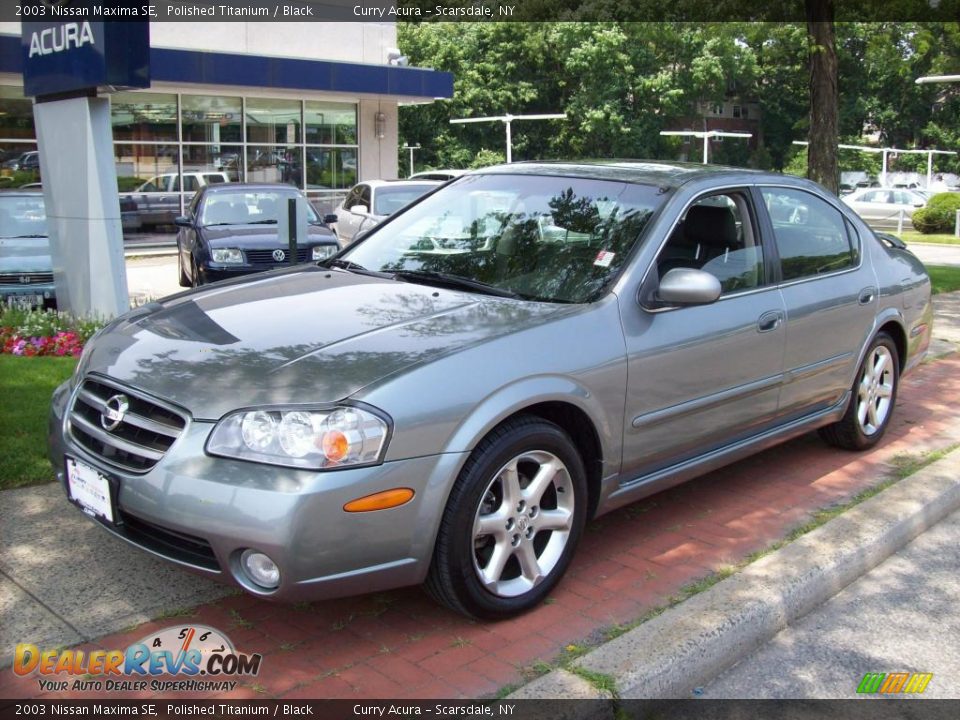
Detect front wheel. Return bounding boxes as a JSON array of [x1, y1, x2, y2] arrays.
[[426, 416, 588, 619], [819, 332, 899, 450]]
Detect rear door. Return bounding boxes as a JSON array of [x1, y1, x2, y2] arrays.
[[619, 188, 787, 481], [758, 186, 876, 420]]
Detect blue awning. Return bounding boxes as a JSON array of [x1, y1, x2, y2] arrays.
[[0, 34, 453, 99]]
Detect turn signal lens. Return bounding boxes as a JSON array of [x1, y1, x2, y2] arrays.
[[321, 430, 350, 462], [344, 488, 415, 513]]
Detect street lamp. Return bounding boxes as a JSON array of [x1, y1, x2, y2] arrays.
[[792, 141, 957, 188], [402, 144, 420, 176], [660, 130, 753, 164], [450, 113, 566, 163], [915, 75, 960, 84]]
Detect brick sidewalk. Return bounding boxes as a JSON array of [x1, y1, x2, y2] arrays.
[[4, 354, 960, 701]]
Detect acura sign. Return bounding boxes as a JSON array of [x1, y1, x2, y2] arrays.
[[21, 20, 149, 97]]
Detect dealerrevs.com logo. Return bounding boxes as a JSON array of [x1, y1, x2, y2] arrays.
[[14, 625, 262, 693]]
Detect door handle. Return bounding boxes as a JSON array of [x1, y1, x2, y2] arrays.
[[858, 287, 877, 305], [757, 310, 783, 333]]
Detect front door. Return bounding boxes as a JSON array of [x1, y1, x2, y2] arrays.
[[619, 189, 787, 482]]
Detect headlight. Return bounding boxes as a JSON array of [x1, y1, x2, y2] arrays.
[[311, 245, 337, 260], [211, 248, 244, 264], [206, 405, 390, 469]]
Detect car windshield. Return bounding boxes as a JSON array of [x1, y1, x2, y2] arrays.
[[0, 195, 47, 237], [341, 173, 665, 303], [372, 184, 437, 216], [202, 190, 321, 225]]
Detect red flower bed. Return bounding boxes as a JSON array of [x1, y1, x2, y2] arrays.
[[0, 327, 83, 357]]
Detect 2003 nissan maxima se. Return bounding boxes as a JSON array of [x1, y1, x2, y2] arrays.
[[49, 162, 932, 619]]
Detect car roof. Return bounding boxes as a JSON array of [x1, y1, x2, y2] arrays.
[[202, 182, 302, 194], [358, 179, 443, 189], [475, 160, 772, 189]]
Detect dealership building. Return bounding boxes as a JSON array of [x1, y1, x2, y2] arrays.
[[0, 20, 453, 228]]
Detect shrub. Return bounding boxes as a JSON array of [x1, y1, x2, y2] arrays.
[[913, 192, 960, 234]]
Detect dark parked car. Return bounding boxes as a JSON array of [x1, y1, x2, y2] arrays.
[[0, 190, 56, 309], [174, 183, 340, 287], [50, 162, 931, 619]]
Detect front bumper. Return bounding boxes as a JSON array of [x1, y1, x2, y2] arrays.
[[49, 380, 467, 602]]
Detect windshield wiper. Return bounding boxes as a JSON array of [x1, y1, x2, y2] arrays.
[[247, 219, 278, 225], [11, 234, 47, 238], [392, 270, 522, 299], [320, 258, 394, 278]]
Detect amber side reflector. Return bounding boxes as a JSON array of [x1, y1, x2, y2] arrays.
[[343, 488, 415, 513]]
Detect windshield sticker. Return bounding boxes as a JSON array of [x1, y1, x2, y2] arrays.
[[594, 250, 616, 267]]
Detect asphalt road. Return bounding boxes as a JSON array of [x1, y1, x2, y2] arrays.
[[701, 508, 960, 698], [910, 242, 960, 268]]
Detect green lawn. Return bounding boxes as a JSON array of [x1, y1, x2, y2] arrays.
[[898, 230, 960, 246], [0, 355, 76, 489], [928, 265, 960, 296]]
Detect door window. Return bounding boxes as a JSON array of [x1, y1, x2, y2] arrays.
[[653, 191, 764, 297], [761, 188, 858, 282]]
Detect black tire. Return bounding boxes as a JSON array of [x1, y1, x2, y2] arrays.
[[191, 258, 204, 288], [178, 248, 190, 287], [426, 415, 588, 620], [819, 332, 899, 450]]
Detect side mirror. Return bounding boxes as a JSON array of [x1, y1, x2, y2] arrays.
[[657, 268, 722, 305], [173, 216, 192, 228], [323, 213, 338, 225], [350, 204, 369, 215], [913, 202, 924, 208]]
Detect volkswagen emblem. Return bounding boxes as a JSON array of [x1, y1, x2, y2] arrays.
[[100, 394, 129, 432], [272, 249, 286, 262]]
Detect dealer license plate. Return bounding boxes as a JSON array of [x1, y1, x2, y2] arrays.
[[66, 457, 114, 523]]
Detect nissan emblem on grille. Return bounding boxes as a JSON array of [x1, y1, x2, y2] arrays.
[[100, 394, 130, 431], [272, 249, 286, 262]]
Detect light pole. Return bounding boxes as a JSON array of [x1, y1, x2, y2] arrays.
[[792, 141, 957, 188], [915, 75, 960, 84], [660, 130, 753, 164], [450, 113, 566, 163], [402, 144, 420, 177]]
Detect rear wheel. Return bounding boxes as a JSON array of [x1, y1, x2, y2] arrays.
[[819, 332, 899, 450], [426, 416, 587, 619]]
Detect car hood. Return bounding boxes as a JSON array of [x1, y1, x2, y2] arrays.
[[0, 237, 51, 273], [81, 268, 568, 419], [199, 225, 337, 247]]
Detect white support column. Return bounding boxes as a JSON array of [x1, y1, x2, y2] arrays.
[[505, 118, 513, 164], [927, 152, 934, 190], [34, 96, 128, 318], [881, 150, 889, 186]]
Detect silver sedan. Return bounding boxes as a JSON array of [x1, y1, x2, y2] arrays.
[[49, 162, 932, 619]]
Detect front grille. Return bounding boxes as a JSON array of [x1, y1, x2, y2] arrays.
[[0, 272, 54, 285], [245, 248, 310, 264], [118, 511, 220, 571], [68, 377, 187, 473]]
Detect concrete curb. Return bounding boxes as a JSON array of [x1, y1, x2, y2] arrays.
[[509, 449, 960, 700]]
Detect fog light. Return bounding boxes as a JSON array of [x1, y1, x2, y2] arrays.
[[240, 549, 280, 589]]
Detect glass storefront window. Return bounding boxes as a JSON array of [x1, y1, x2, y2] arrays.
[[111, 92, 178, 142], [247, 145, 302, 187], [305, 101, 357, 145], [182, 144, 243, 183], [181, 95, 242, 144], [0, 142, 39, 189], [306, 147, 357, 191], [0, 87, 36, 141], [246, 99, 301, 145]]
